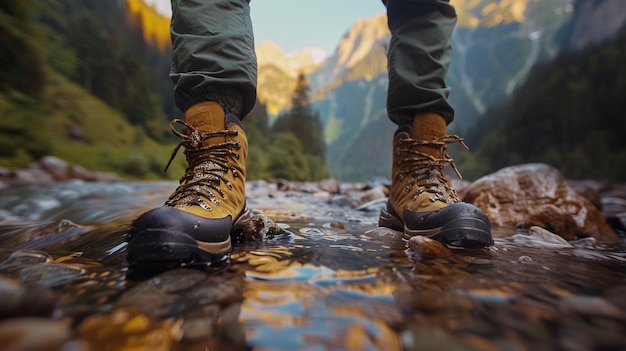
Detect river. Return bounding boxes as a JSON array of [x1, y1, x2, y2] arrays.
[[0, 180, 625, 350]]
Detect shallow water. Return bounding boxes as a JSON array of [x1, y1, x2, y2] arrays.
[[0, 180, 625, 350]]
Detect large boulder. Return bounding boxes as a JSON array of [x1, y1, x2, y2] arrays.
[[463, 163, 618, 243]]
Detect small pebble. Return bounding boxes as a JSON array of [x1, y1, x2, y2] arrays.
[[408, 236, 452, 259]]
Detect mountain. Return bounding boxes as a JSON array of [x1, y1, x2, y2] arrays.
[[256, 41, 325, 115], [254, 0, 625, 182], [290, 0, 579, 181], [5, 0, 623, 182], [308, 14, 390, 94], [458, 1, 626, 181]]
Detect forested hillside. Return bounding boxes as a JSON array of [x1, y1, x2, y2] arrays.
[[0, 0, 185, 179], [457, 26, 626, 181], [0, 0, 327, 181]]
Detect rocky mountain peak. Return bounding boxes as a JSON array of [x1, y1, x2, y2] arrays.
[[255, 40, 325, 77], [454, 0, 576, 28], [335, 13, 388, 69]]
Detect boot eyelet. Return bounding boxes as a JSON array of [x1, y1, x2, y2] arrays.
[[234, 141, 241, 149], [197, 198, 212, 211], [226, 181, 233, 190]]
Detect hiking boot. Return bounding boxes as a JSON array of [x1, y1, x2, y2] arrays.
[[379, 113, 493, 248], [126, 101, 250, 266]]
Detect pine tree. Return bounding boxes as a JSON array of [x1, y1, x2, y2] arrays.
[[271, 72, 328, 180], [273, 72, 326, 158]]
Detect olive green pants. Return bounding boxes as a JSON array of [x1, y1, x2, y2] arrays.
[[170, 0, 456, 125]]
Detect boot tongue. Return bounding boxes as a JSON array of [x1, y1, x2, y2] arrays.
[[184, 102, 226, 145], [412, 113, 447, 157]]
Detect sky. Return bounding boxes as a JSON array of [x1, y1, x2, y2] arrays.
[[144, 0, 386, 57]]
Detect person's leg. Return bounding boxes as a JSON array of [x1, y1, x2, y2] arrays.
[[127, 0, 256, 267], [384, 0, 455, 126], [380, 0, 493, 248], [170, 0, 256, 117]]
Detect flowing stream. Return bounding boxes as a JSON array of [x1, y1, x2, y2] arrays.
[[0, 180, 625, 350]]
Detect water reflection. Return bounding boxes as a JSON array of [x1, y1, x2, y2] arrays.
[[0, 181, 624, 350], [236, 240, 402, 350]]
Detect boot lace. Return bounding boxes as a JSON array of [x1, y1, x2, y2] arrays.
[[397, 135, 468, 204], [163, 119, 242, 210]]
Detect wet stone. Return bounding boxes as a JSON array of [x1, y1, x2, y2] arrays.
[[116, 268, 208, 316], [323, 221, 345, 229], [359, 185, 388, 203], [18, 262, 85, 288], [329, 194, 359, 208], [0, 275, 57, 318], [0, 220, 87, 250], [463, 163, 618, 243], [408, 236, 452, 259], [0, 318, 72, 351], [512, 226, 574, 249], [0, 250, 52, 270], [318, 178, 341, 194], [240, 213, 284, 241]]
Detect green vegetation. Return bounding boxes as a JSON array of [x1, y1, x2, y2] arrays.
[[245, 74, 329, 181], [457, 28, 626, 181], [0, 0, 181, 179], [0, 0, 327, 181]]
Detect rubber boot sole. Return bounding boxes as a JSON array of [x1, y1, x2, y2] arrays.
[[126, 209, 251, 268], [379, 207, 492, 248]]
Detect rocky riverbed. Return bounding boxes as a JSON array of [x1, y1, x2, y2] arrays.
[[0, 163, 625, 350]]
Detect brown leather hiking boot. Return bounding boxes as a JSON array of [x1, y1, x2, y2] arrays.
[[379, 113, 493, 248], [127, 101, 250, 266]]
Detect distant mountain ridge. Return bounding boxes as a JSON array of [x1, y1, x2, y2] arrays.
[[290, 0, 578, 180], [255, 41, 326, 115], [75, 0, 626, 182]]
